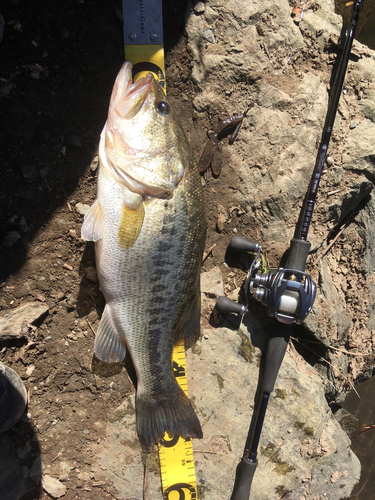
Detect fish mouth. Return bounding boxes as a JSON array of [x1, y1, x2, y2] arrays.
[[110, 62, 153, 120]]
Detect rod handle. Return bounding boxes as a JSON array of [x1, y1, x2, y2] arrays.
[[262, 323, 291, 393], [216, 296, 246, 315], [231, 455, 257, 500]]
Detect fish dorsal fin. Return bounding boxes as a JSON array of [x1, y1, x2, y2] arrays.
[[95, 305, 126, 363], [81, 199, 103, 242]]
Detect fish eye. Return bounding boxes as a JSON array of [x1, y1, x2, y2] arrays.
[[156, 100, 171, 115]]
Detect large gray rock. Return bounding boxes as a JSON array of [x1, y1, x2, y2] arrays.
[[186, 0, 375, 395], [95, 325, 360, 500]]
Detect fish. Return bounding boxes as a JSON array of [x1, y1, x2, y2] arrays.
[[81, 61, 206, 451]]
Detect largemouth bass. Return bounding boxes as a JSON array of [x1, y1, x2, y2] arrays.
[[82, 62, 206, 450]]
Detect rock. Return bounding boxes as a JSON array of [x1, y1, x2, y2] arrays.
[[201, 267, 224, 298], [185, 0, 375, 400], [84, 266, 99, 283], [2, 230, 21, 247], [96, 325, 360, 500], [216, 212, 226, 232], [75, 202, 91, 215], [41, 475, 67, 498], [0, 302, 49, 343], [18, 217, 30, 234], [194, 2, 205, 14], [203, 29, 215, 43], [0, 79, 13, 96], [334, 407, 358, 437]]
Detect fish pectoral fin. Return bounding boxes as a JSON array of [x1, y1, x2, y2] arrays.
[[118, 200, 145, 249], [81, 199, 103, 242], [94, 305, 126, 363], [136, 384, 203, 452]]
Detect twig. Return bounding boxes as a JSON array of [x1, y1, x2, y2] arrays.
[[202, 243, 217, 263], [327, 188, 345, 196], [194, 450, 217, 454], [86, 318, 96, 335]]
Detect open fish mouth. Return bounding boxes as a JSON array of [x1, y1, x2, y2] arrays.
[[110, 62, 153, 120]]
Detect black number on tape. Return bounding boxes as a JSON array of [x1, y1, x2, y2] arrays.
[[173, 361, 186, 378], [164, 483, 197, 500], [160, 433, 180, 447], [132, 62, 165, 88]]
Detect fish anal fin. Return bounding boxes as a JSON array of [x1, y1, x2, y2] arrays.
[[118, 201, 145, 249], [136, 384, 203, 452], [94, 305, 126, 363], [81, 199, 103, 242]]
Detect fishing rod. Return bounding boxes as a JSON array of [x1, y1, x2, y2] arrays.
[[216, 1, 363, 498]]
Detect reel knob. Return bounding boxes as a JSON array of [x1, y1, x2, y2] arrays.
[[216, 296, 247, 315], [229, 236, 261, 253]]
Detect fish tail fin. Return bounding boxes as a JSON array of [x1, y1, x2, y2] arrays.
[[136, 385, 202, 451]]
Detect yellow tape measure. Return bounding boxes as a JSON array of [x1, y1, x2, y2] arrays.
[[124, 41, 198, 500], [158, 341, 198, 500]]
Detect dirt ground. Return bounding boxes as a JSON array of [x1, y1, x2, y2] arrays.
[[0, 1, 372, 499]]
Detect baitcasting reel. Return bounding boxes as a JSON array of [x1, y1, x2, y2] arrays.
[[216, 235, 316, 325]]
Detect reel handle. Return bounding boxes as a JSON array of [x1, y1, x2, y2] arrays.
[[229, 236, 260, 253], [216, 296, 247, 315]]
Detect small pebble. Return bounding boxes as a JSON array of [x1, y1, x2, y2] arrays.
[[216, 213, 226, 233], [7, 215, 18, 227], [42, 475, 67, 499], [202, 29, 215, 43], [194, 1, 205, 13], [69, 229, 77, 238], [0, 79, 13, 96], [2, 230, 21, 247], [63, 263, 73, 271], [349, 121, 357, 129], [18, 216, 30, 233], [233, 228, 238, 234], [90, 156, 99, 172], [84, 266, 98, 283], [75, 203, 91, 215], [326, 157, 334, 166]]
